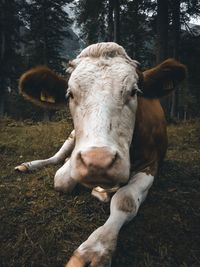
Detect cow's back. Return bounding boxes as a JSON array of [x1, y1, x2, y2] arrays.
[[130, 97, 168, 176]]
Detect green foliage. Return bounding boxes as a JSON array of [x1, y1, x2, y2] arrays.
[[180, 32, 200, 117], [0, 0, 75, 118], [0, 0, 26, 94], [25, 0, 73, 72], [74, 0, 200, 118], [75, 0, 107, 44], [120, 0, 155, 65], [1, 0, 200, 119]]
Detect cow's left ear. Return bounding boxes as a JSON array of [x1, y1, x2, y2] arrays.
[[19, 66, 69, 109], [141, 59, 187, 98]]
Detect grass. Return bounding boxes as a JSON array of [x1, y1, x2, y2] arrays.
[[0, 117, 200, 267]]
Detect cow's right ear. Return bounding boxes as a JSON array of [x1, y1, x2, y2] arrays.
[[19, 66, 69, 109], [141, 59, 187, 98]]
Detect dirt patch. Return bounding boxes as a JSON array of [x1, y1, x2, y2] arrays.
[[0, 118, 200, 267]]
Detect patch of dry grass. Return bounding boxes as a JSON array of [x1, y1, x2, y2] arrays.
[[0, 118, 200, 267]]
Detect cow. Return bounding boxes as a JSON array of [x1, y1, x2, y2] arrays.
[[15, 42, 186, 267]]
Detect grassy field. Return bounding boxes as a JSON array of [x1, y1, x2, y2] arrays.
[[0, 118, 200, 267]]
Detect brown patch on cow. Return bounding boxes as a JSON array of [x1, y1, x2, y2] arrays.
[[19, 66, 69, 109], [132, 161, 158, 177], [142, 58, 187, 98], [66, 245, 113, 267], [130, 97, 168, 177], [65, 252, 85, 267], [117, 195, 136, 213]]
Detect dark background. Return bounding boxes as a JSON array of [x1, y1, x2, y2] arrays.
[[0, 0, 200, 121]]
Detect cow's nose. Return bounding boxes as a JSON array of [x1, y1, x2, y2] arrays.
[[79, 147, 118, 170]]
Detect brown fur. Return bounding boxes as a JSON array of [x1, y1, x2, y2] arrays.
[[129, 59, 186, 177], [130, 97, 168, 176], [19, 66, 69, 109], [141, 58, 187, 98], [116, 195, 136, 213], [65, 253, 84, 267]]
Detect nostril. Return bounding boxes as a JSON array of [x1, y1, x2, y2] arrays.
[[77, 152, 86, 166], [110, 151, 118, 167]]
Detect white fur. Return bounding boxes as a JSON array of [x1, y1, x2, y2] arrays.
[[54, 158, 77, 193], [15, 130, 75, 171], [79, 239, 105, 254], [75, 172, 154, 266], [68, 42, 140, 183], [108, 172, 154, 228]]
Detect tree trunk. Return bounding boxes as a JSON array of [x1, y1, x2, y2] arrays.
[[156, 0, 169, 117], [156, 0, 168, 63], [41, 4, 50, 121], [131, 0, 139, 59], [43, 110, 50, 121], [42, 6, 48, 66], [0, 0, 6, 116], [170, 0, 181, 118], [113, 0, 120, 44], [0, 92, 5, 117], [107, 0, 114, 41]]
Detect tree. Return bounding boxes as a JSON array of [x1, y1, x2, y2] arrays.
[[107, 0, 114, 41], [113, 0, 120, 43], [75, 0, 155, 64], [120, 0, 153, 64], [26, 0, 73, 72], [156, 0, 169, 63], [22, 0, 73, 120], [158, 0, 200, 119], [75, 0, 107, 44], [180, 26, 200, 118], [170, 0, 181, 117], [0, 0, 25, 116]]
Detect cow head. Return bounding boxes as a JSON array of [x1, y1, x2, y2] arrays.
[[19, 42, 186, 189]]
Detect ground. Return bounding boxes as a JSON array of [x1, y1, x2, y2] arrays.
[[0, 118, 200, 267]]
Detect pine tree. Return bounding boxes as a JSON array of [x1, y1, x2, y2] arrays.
[[120, 0, 153, 64], [26, 0, 73, 72], [75, 0, 107, 44], [75, 0, 155, 64], [0, 0, 25, 116]]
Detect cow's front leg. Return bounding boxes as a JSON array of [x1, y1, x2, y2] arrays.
[[66, 172, 154, 267], [54, 158, 77, 193], [15, 130, 75, 172]]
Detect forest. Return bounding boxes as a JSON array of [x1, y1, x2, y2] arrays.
[[0, 0, 200, 120]]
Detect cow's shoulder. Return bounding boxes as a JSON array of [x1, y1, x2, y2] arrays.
[[130, 97, 168, 176]]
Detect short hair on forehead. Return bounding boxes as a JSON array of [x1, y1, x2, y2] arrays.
[[66, 42, 139, 74], [78, 42, 127, 58]]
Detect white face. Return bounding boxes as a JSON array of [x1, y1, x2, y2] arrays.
[[68, 55, 139, 189]]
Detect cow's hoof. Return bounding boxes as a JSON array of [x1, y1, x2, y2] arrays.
[[65, 253, 84, 267], [65, 251, 111, 267], [15, 164, 28, 172], [92, 187, 110, 202]]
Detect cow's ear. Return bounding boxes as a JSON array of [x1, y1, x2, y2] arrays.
[[19, 66, 69, 109], [141, 59, 187, 98]]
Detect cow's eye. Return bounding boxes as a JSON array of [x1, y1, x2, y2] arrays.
[[130, 88, 138, 97], [69, 91, 74, 99], [66, 90, 74, 99]]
